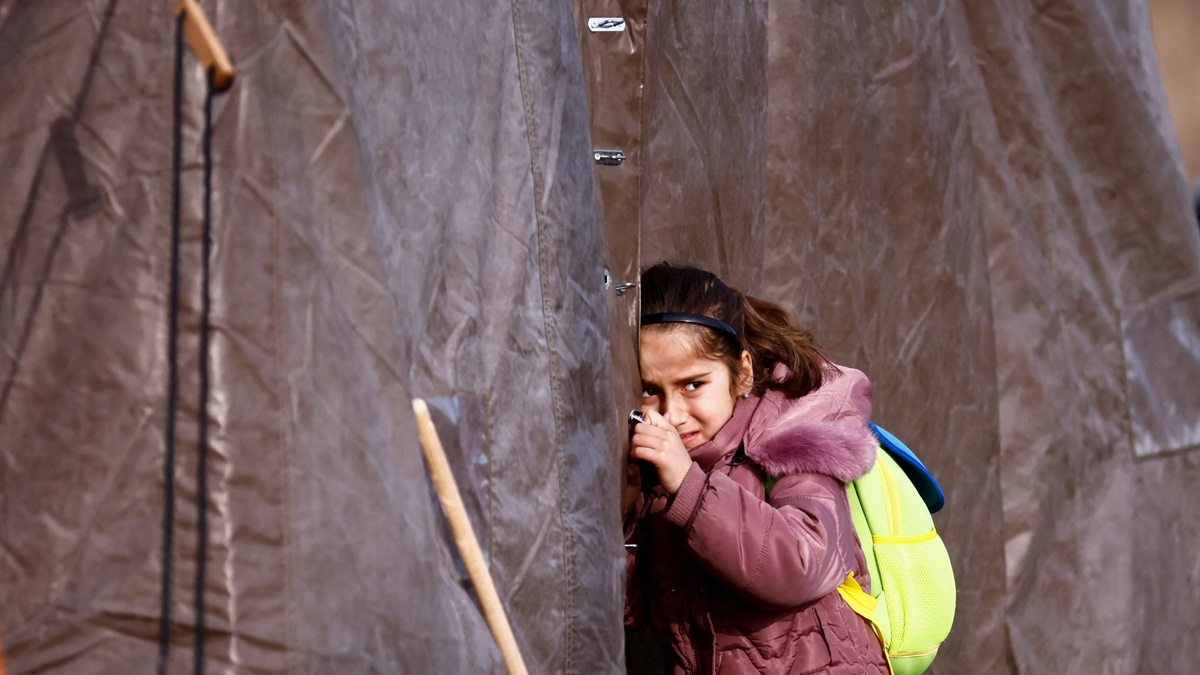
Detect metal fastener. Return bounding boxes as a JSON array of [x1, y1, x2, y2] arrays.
[[588, 17, 626, 32], [594, 149, 626, 166]]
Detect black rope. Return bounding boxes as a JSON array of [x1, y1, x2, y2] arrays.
[[193, 66, 216, 675], [159, 11, 186, 675]]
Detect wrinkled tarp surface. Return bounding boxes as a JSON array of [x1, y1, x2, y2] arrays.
[[3, 1, 1199, 674], [2, 1, 624, 673]]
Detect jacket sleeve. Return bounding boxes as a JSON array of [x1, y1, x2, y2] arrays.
[[661, 462, 853, 610]]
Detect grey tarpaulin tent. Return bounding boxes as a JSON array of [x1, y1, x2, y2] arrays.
[[2, 1, 1198, 673]]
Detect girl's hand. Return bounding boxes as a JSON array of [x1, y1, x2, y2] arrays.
[[629, 410, 692, 494]]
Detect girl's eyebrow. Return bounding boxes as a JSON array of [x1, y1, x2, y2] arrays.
[[641, 368, 713, 388], [670, 369, 712, 385]]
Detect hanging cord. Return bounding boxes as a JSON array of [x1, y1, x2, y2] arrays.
[[159, 12, 186, 675], [162, 3, 233, 671], [193, 66, 216, 675]]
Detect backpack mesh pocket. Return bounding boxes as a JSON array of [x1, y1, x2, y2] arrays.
[[872, 531, 956, 655]]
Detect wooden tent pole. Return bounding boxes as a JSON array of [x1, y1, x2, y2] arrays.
[[173, 0, 235, 91], [411, 399, 529, 675]]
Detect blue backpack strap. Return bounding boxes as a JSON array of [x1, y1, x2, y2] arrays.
[[868, 422, 945, 513]]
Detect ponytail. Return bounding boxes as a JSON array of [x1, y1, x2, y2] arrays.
[[741, 294, 828, 398]]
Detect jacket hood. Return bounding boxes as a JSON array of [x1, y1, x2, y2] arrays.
[[742, 364, 878, 483]]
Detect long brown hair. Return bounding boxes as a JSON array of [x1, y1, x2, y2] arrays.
[[639, 263, 829, 398]]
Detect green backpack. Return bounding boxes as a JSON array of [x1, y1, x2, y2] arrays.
[[835, 423, 956, 675]]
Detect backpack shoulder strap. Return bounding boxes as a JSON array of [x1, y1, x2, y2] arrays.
[[845, 468, 880, 592]]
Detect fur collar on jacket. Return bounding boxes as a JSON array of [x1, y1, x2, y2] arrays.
[[741, 365, 879, 484], [747, 417, 878, 483]]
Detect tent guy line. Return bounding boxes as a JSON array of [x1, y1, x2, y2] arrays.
[[160, 4, 233, 674]]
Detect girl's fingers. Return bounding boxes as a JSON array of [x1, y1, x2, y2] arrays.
[[641, 409, 674, 431], [629, 438, 660, 462], [628, 416, 691, 496], [633, 411, 680, 445], [630, 426, 685, 464], [630, 427, 672, 454], [628, 440, 657, 464]]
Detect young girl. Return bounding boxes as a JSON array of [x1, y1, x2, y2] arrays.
[[625, 263, 889, 675]]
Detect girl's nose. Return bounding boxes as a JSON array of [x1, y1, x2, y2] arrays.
[[662, 396, 687, 425]]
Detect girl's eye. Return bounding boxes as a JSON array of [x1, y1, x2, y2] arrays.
[[642, 386, 658, 398], [684, 381, 703, 391]]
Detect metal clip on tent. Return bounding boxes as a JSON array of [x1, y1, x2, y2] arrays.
[[588, 17, 627, 32], [412, 399, 529, 675], [594, 149, 626, 166], [173, 0, 235, 92]]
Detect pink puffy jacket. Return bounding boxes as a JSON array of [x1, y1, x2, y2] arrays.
[[625, 365, 890, 675]]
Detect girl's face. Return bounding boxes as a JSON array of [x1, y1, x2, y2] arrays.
[[639, 327, 752, 450]]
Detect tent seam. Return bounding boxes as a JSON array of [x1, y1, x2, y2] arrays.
[[508, 0, 576, 672]]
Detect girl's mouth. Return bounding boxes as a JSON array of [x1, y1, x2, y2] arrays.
[[679, 431, 700, 447]]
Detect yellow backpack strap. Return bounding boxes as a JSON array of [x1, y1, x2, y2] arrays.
[[837, 573, 894, 675], [836, 571, 876, 618]]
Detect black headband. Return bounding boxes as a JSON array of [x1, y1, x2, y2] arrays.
[[641, 312, 739, 341]]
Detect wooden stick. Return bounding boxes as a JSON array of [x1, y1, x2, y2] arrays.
[[412, 399, 529, 675], [173, 0, 235, 92]]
